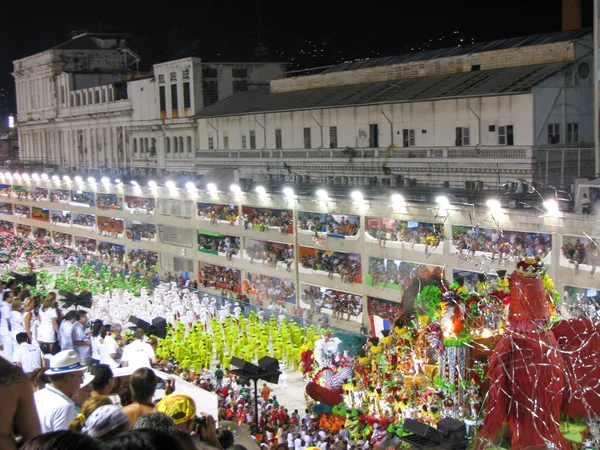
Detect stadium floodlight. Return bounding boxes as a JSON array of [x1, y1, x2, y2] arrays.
[[41, 174, 49, 181], [207, 183, 217, 193], [13, 173, 21, 180], [63, 175, 71, 183], [391, 193, 405, 206], [166, 181, 177, 190], [87, 177, 96, 185], [74, 176, 83, 184], [283, 187, 294, 199], [543, 199, 561, 217], [486, 199, 504, 217], [22, 173, 30, 181], [131, 180, 139, 187], [316, 189, 328, 201], [148, 180, 158, 189], [230, 184, 241, 194], [114, 178, 123, 185], [52, 175, 60, 182], [186, 182, 196, 191], [436, 195, 450, 216], [351, 191, 364, 202], [3, 172, 11, 179], [255, 186, 266, 196], [31, 173, 40, 181]]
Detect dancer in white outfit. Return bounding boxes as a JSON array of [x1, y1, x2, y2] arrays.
[[37, 293, 60, 353]]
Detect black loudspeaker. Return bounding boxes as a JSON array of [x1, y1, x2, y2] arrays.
[[403, 419, 445, 444], [437, 418, 467, 440], [258, 356, 279, 372], [152, 317, 167, 329], [230, 357, 261, 375]]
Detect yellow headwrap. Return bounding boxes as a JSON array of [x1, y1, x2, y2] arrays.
[[155, 393, 196, 425]]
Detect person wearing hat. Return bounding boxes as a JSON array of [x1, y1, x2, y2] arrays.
[[155, 393, 224, 449], [34, 349, 94, 433]]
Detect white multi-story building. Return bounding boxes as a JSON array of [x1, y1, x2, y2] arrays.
[[12, 29, 594, 191]]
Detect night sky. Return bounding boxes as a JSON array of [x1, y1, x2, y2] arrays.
[[0, 0, 593, 119]]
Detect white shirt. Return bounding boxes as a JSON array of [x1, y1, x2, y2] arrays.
[[12, 342, 42, 373], [71, 322, 91, 361], [91, 335, 102, 360], [0, 301, 11, 335], [10, 310, 25, 336], [98, 334, 121, 368], [58, 320, 74, 350], [34, 385, 79, 433], [121, 339, 155, 370]]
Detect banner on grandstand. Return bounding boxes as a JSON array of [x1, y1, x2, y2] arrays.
[[312, 235, 327, 246]]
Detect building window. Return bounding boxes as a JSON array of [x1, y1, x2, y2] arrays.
[[81, 93, 86, 106], [170, 84, 178, 110], [170, 72, 177, 82], [249, 130, 256, 149], [208, 136, 214, 150], [498, 125, 514, 145], [202, 67, 218, 78], [182, 68, 190, 80], [548, 123, 561, 144], [202, 80, 219, 107], [144, 138, 149, 154], [158, 74, 165, 84], [275, 129, 282, 149], [183, 82, 191, 109], [159, 86, 166, 113], [241, 134, 247, 149], [402, 129, 415, 147], [567, 123, 579, 143], [233, 80, 248, 93], [455, 127, 470, 146], [94, 90, 100, 104], [101, 89, 106, 103], [173, 136, 179, 153], [165, 137, 171, 153], [232, 68, 248, 78], [107, 89, 113, 101], [88, 92, 93, 104], [179, 137, 184, 154], [60, 86, 65, 104], [133, 138, 138, 154], [151, 138, 156, 156], [303, 127, 311, 149], [223, 134, 229, 150], [369, 124, 379, 147], [187, 136, 192, 153], [329, 126, 338, 148]]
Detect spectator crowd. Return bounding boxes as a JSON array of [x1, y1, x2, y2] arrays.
[[50, 189, 70, 203], [300, 250, 361, 283], [71, 192, 95, 207], [301, 285, 363, 319], [51, 211, 71, 225], [198, 234, 240, 261], [366, 296, 404, 321], [0, 202, 13, 214], [125, 197, 155, 215], [242, 208, 293, 233], [245, 273, 295, 304], [197, 203, 239, 225], [16, 224, 32, 236], [298, 213, 359, 236], [452, 228, 551, 259], [366, 220, 443, 248], [245, 241, 293, 270], [73, 214, 96, 228], [126, 223, 157, 241], [562, 237, 600, 274], [127, 249, 158, 273], [98, 242, 126, 266], [14, 205, 31, 216], [98, 217, 125, 237], [199, 264, 241, 293], [368, 258, 442, 289], [97, 194, 124, 211], [31, 188, 49, 202]]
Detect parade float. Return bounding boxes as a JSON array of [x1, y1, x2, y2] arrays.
[[303, 257, 600, 448]]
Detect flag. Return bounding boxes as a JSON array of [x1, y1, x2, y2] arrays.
[[370, 315, 389, 338]]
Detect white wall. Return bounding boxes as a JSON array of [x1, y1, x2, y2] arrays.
[[196, 93, 535, 151]]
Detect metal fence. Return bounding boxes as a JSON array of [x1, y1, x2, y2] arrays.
[[533, 147, 595, 189]]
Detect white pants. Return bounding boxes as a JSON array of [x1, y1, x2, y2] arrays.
[[0, 334, 13, 359]]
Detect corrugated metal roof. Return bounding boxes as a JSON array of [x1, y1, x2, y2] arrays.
[[321, 28, 591, 74], [195, 62, 569, 118], [52, 33, 131, 50]]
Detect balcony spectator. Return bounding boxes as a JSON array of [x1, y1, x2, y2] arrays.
[[300, 250, 361, 283]]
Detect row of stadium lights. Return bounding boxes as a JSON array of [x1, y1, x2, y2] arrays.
[[0, 172, 561, 217]]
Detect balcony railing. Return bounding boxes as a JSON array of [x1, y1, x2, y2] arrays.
[[194, 146, 535, 160]]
